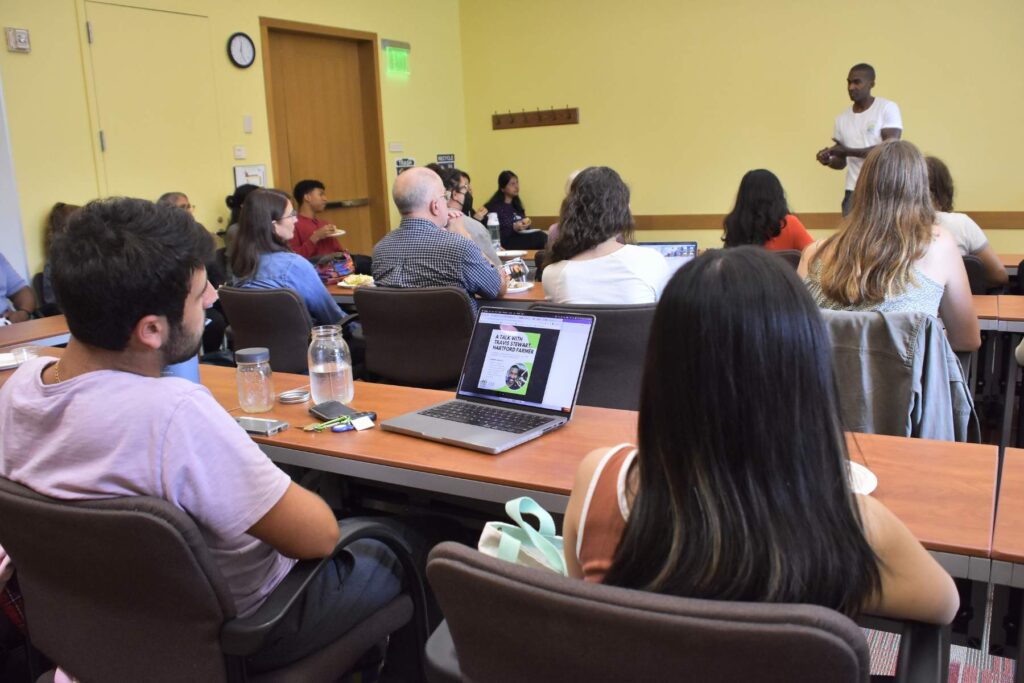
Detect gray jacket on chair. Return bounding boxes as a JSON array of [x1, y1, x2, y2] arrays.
[[821, 310, 979, 443]]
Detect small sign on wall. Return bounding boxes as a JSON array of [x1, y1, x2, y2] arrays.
[[395, 157, 415, 175], [436, 153, 455, 169], [233, 164, 266, 188]]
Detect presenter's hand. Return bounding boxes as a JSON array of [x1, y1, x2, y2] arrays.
[[816, 147, 833, 165], [829, 138, 851, 158]]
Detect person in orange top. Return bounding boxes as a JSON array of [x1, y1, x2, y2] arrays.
[[722, 169, 813, 252]]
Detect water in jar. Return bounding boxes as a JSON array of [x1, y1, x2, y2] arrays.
[[310, 361, 353, 405]]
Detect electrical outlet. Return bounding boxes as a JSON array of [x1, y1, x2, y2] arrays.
[[5, 28, 30, 53]]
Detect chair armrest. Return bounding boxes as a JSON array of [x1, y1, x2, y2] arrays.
[[424, 620, 462, 683], [220, 518, 429, 658], [857, 615, 949, 683], [220, 556, 330, 654], [339, 312, 359, 327]]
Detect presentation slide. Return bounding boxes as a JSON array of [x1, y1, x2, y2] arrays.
[[477, 329, 540, 396]]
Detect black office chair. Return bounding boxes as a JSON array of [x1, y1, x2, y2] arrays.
[[31, 272, 60, 318], [424, 542, 946, 683], [533, 250, 546, 282], [772, 249, 803, 270], [0, 477, 428, 683], [530, 302, 656, 410], [354, 287, 475, 389], [962, 255, 989, 295], [218, 286, 314, 373]]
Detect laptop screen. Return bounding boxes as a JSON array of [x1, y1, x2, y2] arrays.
[[456, 308, 595, 414], [639, 241, 698, 274]]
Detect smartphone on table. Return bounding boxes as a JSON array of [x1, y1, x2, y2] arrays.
[[235, 416, 289, 436]]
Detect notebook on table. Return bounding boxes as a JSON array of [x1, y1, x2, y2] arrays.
[[381, 308, 596, 454], [639, 241, 698, 274]]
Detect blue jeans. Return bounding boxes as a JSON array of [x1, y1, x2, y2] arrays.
[[247, 539, 401, 672]]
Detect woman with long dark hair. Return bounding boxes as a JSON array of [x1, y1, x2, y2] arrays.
[[484, 170, 547, 250], [563, 247, 958, 624], [799, 140, 979, 352], [722, 169, 812, 250], [542, 166, 669, 304], [230, 189, 343, 325]]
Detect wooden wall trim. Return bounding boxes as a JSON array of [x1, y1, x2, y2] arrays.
[[528, 211, 1024, 231]]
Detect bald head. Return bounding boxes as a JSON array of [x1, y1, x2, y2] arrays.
[[393, 167, 445, 216]]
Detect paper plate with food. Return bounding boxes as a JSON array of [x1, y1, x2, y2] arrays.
[[505, 281, 534, 294], [337, 274, 374, 288], [324, 228, 347, 238], [497, 249, 528, 258]]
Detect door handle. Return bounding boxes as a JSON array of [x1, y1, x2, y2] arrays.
[[325, 198, 369, 209]]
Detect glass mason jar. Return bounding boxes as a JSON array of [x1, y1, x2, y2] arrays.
[[235, 347, 275, 413], [308, 325, 353, 405]]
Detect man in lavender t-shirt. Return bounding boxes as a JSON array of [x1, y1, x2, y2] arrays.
[[0, 198, 399, 672]]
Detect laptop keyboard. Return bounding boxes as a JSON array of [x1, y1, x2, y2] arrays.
[[419, 401, 555, 434]]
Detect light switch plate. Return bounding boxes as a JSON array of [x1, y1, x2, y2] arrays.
[[388, 141, 403, 153], [243, 115, 253, 134], [233, 145, 247, 160]]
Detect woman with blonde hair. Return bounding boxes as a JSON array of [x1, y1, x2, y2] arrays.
[[798, 140, 979, 351]]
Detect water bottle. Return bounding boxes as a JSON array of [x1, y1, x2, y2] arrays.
[[308, 325, 354, 405], [235, 347, 275, 413], [486, 212, 501, 251]]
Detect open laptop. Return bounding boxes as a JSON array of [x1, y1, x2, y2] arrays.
[[381, 308, 596, 454], [639, 241, 698, 274]]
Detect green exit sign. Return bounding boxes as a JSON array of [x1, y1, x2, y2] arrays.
[[382, 40, 410, 79]]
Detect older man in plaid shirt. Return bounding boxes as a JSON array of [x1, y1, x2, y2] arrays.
[[373, 167, 508, 307]]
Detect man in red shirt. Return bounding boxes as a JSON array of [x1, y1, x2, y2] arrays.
[[289, 179, 345, 259]]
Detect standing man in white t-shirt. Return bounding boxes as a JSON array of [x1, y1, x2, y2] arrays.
[[816, 63, 903, 215]]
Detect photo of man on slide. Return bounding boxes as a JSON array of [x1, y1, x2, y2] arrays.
[[505, 364, 529, 390]]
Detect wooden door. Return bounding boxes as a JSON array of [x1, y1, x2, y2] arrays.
[[263, 21, 388, 256], [84, 2, 223, 232]]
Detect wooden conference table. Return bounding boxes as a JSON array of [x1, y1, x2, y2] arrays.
[[200, 366, 998, 580], [0, 315, 71, 349], [1000, 253, 1024, 277]]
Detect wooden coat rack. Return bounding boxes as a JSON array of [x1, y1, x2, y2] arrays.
[[492, 107, 579, 130]]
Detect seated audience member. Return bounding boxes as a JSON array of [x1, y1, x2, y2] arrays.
[[454, 169, 488, 222], [545, 169, 583, 246], [722, 169, 813, 251], [372, 167, 507, 308], [926, 156, 1007, 288], [288, 180, 363, 276], [156, 191, 193, 214], [223, 183, 261, 266], [157, 191, 228, 353], [0, 252, 36, 325], [231, 189, 344, 325], [0, 198, 400, 671], [542, 166, 669, 304], [799, 140, 980, 352], [40, 202, 81, 316], [434, 166, 502, 267], [484, 170, 548, 250], [563, 247, 959, 626]]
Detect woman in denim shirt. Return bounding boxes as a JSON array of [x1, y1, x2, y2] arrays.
[[230, 189, 343, 325]]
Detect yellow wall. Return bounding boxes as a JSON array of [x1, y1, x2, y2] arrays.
[[0, 0, 466, 274], [459, 0, 1024, 225]]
